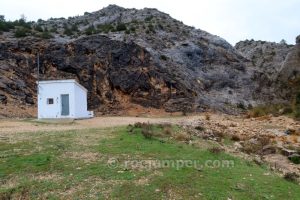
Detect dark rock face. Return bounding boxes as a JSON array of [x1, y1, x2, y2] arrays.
[[0, 34, 254, 115], [41, 35, 196, 112]]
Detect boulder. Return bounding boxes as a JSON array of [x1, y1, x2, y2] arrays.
[[261, 145, 277, 155], [281, 148, 297, 157]]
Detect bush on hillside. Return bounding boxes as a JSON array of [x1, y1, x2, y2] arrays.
[[293, 92, 300, 119], [15, 27, 31, 37], [85, 25, 96, 35], [115, 23, 127, 31]]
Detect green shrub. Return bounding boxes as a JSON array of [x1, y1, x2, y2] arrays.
[[38, 31, 53, 39], [13, 18, 31, 29], [63, 27, 73, 36], [145, 15, 153, 22], [0, 15, 15, 31], [293, 92, 300, 119], [85, 25, 96, 35], [130, 26, 136, 32], [160, 55, 168, 61], [0, 21, 11, 32], [115, 23, 127, 31], [49, 27, 58, 33], [34, 25, 43, 32], [71, 24, 78, 32], [15, 28, 30, 37], [148, 24, 155, 32], [289, 156, 300, 164], [97, 24, 114, 33]]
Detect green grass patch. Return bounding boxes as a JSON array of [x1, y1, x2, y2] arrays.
[[0, 126, 299, 199]]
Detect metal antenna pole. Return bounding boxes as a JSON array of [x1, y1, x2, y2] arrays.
[[37, 52, 40, 94]]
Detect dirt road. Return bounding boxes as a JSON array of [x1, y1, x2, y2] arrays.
[[0, 116, 203, 135], [0, 114, 299, 137]]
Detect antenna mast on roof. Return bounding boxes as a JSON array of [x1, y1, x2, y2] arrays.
[[37, 52, 40, 94]]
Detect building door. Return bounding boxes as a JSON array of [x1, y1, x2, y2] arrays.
[[61, 94, 69, 116]]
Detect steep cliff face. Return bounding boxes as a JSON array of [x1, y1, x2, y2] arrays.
[[235, 36, 300, 101], [235, 40, 293, 80], [278, 36, 300, 85], [41, 35, 198, 112], [276, 35, 300, 100]]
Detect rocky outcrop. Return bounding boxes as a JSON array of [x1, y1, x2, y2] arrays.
[[277, 35, 300, 85], [235, 38, 299, 101], [235, 40, 293, 80]]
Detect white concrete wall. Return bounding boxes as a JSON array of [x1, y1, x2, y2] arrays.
[[74, 83, 89, 118], [38, 82, 76, 119]]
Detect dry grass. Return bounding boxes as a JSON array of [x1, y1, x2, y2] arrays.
[[174, 132, 191, 142], [163, 126, 173, 136], [205, 113, 211, 121], [242, 136, 272, 154], [208, 147, 224, 154]]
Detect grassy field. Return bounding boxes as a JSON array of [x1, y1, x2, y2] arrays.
[[0, 125, 300, 199]]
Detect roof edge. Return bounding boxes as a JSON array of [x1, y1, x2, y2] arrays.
[[37, 79, 88, 92]]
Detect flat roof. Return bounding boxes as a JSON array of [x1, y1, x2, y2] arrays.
[[37, 79, 87, 92]]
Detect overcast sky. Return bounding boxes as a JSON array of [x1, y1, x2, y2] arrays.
[[0, 0, 299, 45]]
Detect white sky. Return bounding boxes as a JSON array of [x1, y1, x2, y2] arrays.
[[0, 0, 299, 45]]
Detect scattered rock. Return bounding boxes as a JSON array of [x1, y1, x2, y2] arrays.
[[261, 145, 277, 155], [284, 172, 299, 183], [281, 148, 297, 157], [233, 142, 243, 150]]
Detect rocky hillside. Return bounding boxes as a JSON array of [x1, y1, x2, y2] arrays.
[[0, 5, 299, 117], [235, 36, 300, 101]]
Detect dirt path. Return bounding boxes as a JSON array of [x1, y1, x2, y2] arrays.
[[0, 116, 203, 135], [1, 114, 299, 137]]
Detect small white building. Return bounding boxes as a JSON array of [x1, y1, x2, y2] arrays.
[[37, 79, 93, 119]]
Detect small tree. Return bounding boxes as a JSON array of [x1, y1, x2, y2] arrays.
[[63, 26, 73, 36], [15, 27, 30, 37], [115, 23, 127, 31], [0, 15, 4, 22], [85, 25, 96, 35], [71, 24, 78, 32], [280, 39, 287, 45], [34, 24, 43, 32], [294, 92, 300, 119]]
